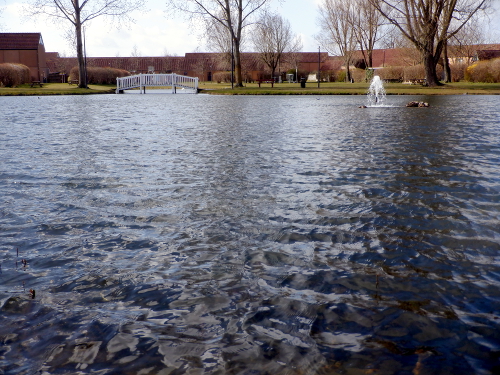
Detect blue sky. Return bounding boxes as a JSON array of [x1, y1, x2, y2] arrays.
[[0, 0, 498, 57]]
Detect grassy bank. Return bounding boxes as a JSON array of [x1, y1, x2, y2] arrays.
[[2, 81, 500, 96], [0, 83, 116, 96], [199, 81, 500, 95]]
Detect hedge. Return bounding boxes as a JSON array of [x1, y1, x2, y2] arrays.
[[213, 71, 232, 83], [0, 63, 31, 87], [69, 66, 130, 84], [372, 65, 448, 83], [465, 58, 500, 83], [376, 66, 404, 82]]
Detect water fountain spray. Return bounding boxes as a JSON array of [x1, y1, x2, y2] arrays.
[[367, 75, 386, 107]]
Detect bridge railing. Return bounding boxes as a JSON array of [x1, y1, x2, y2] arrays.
[[116, 73, 198, 94]]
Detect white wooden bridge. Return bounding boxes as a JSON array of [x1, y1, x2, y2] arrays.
[[116, 73, 199, 94]]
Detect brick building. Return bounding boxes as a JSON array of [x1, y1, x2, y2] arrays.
[[0, 33, 48, 81], [3, 31, 499, 84], [46, 51, 335, 82]]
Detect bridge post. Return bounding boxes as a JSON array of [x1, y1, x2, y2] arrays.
[[171, 73, 176, 94]]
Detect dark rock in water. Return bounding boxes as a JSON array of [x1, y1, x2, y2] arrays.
[[359, 105, 367, 108], [406, 101, 429, 107], [1, 296, 35, 314]]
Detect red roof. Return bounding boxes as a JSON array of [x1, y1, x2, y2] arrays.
[[0, 33, 43, 50], [45, 52, 60, 60]]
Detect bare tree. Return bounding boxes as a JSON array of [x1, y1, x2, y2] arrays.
[[317, 0, 357, 82], [380, 25, 401, 49], [443, 15, 489, 82], [352, 0, 387, 68], [166, 0, 270, 87], [204, 16, 238, 75], [130, 44, 142, 73], [448, 16, 487, 65], [26, 0, 144, 88], [370, 0, 491, 86], [252, 12, 302, 80], [205, 16, 236, 54], [386, 32, 423, 66], [282, 50, 304, 81]]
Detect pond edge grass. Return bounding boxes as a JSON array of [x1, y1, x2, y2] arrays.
[[2, 82, 500, 96]]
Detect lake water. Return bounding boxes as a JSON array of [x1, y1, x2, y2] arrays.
[[1, 94, 500, 375]]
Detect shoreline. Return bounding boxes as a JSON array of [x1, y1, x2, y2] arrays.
[[1, 82, 500, 96], [199, 81, 500, 95], [199, 90, 500, 95]]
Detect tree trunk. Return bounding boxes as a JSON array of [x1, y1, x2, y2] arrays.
[[233, 38, 243, 87], [345, 57, 351, 82], [443, 41, 451, 83], [74, 3, 87, 89], [271, 56, 280, 80], [422, 50, 440, 86]]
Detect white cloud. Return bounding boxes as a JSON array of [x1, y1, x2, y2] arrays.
[[1, 0, 201, 56], [3, 0, 495, 58], [83, 11, 201, 57], [1, 0, 323, 55]]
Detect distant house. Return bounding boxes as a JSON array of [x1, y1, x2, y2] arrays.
[[0, 33, 48, 82], [446, 44, 500, 65], [475, 50, 500, 61]]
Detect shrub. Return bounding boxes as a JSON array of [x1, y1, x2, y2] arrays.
[[350, 68, 366, 82], [450, 63, 467, 82], [243, 73, 254, 83], [491, 59, 500, 82], [464, 63, 475, 81], [213, 71, 232, 83], [297, 70, 310, 81], [403, 65, 425, 81], [321, 70, 337, 82], [402, 64, 443, 83], [465, 58, 500, 83], [377, 66, 404, 82], [69, 66, 130, 84], [0, 63, 31, 87]]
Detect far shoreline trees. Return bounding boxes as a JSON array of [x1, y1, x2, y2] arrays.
[[26, 0, 145, 88], [369, 0, 491, 86], [317, 0, 357, 82], [252, 12, 302, 80], [167, 0, 271, 87]]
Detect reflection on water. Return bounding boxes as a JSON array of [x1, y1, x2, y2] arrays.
[[1, 94, 500, 374]]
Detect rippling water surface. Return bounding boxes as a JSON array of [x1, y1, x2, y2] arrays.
[[1, 94, 500, 374]]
